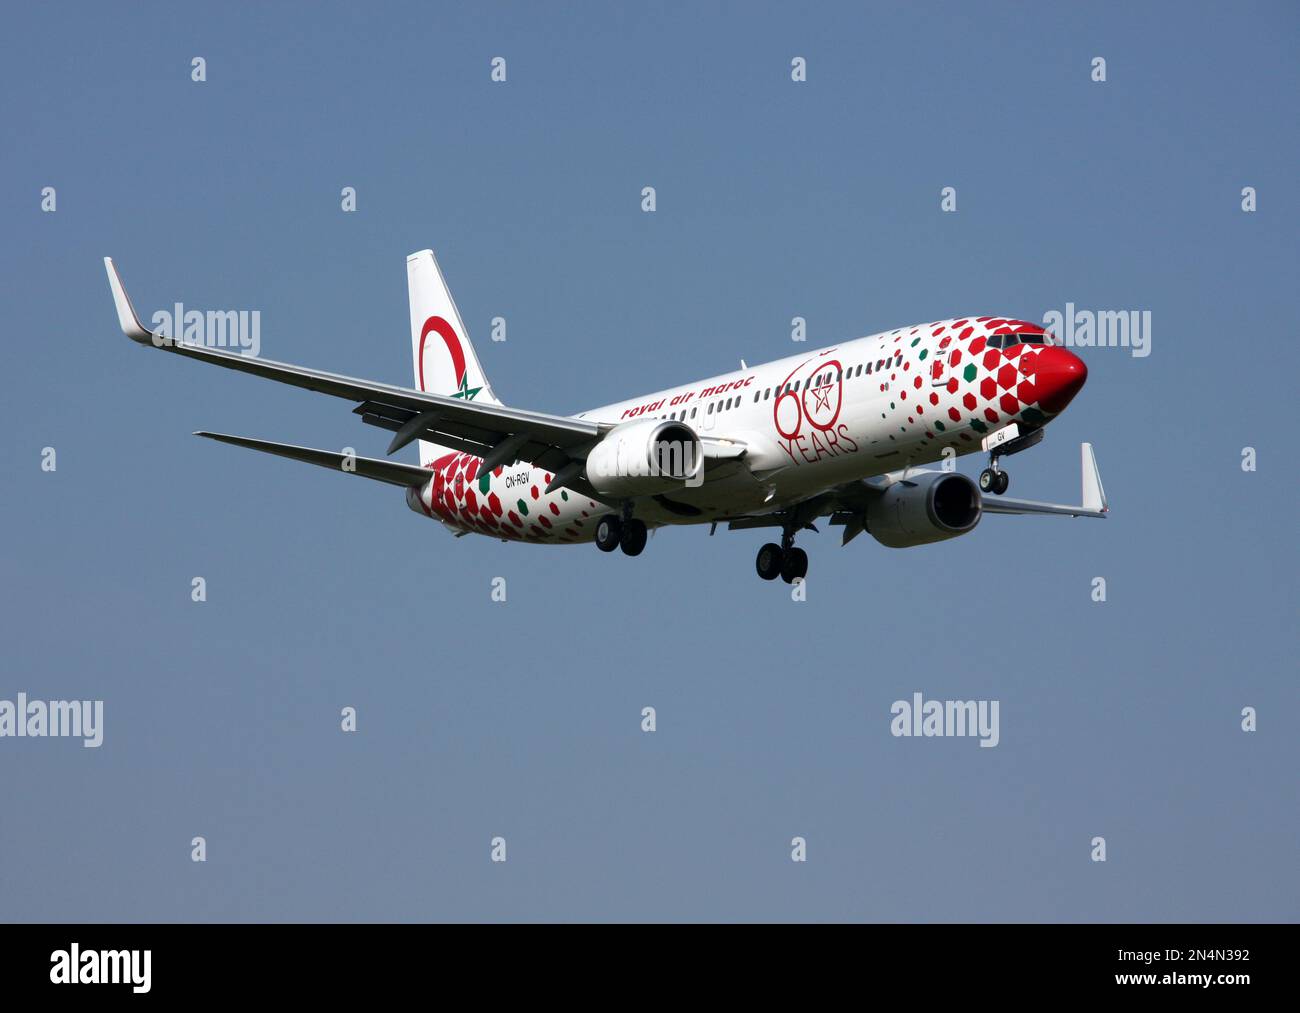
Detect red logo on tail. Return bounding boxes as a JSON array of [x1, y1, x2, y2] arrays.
[[417, 315, 467, 393]]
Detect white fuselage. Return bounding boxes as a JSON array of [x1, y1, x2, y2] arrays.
[[410, 315, 1066, 542]]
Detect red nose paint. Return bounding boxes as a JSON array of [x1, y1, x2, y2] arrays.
[[1034, 346, 1088, 413]]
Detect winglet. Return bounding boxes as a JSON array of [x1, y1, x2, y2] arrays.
[[103, 257, 155, 343], [1081, 442, 1107, 513]]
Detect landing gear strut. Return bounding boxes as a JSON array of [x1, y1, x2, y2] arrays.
[[756, 527, 809, 583]]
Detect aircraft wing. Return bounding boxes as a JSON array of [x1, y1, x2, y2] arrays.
[[728, 442, 1108, 544], [105, 258, 601, 479], [977, 443, 1108, 518]]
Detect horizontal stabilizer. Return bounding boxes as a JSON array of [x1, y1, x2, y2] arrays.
[[195, 432, 432, 487]]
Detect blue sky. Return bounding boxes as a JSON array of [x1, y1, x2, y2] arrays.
[[1, 1, 1296, 921]]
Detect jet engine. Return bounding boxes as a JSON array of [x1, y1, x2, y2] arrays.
[[866, 472, 982, 548], [585, 418, 703, 497]]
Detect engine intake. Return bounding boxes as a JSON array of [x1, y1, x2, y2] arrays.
[[585, 418, 703, 497], [866, 472, 982, 548]]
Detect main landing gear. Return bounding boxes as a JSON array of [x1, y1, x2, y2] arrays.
[[595, 513, 648, 557], [979, 461, 1010, 496], [755, 528, 808, 584]]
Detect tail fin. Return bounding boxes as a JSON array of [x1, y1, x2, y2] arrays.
[[407, 250, 500, 404], [406, 249, 501, 466]]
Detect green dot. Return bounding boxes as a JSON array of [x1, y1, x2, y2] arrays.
[[911, 337, 921, 346], [517, 499, 529, 515], [963, 364, 977, 382], [934, 421, 946, 432], [560, 490, 569, 501]]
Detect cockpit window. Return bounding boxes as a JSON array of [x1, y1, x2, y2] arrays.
[[992, 331, 1053, 347]]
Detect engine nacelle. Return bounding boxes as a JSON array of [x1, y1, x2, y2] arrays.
[[585, 418, 703, 497], [866, 472, 982, 548]]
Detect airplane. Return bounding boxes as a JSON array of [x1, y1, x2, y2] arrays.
[[103, 249, 1106, 583]]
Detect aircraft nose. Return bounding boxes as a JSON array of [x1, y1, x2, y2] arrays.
[[1034, 346, 1087, 413]]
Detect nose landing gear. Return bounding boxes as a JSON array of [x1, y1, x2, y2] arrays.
[[978, 424, 1044, 496], [979, 465, 1010, 496]]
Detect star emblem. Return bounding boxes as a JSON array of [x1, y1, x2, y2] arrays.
[[810, 383, 832, 412], [450, 374, 482, 401]]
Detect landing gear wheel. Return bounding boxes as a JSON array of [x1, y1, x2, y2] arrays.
[[756, 542, 784, 581], [780, 547, 808, 583], [595, 515, 623, 552], [619, 519, 648, 556], [979, 468, 998, 493], [994, 471, 1010, 495]]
